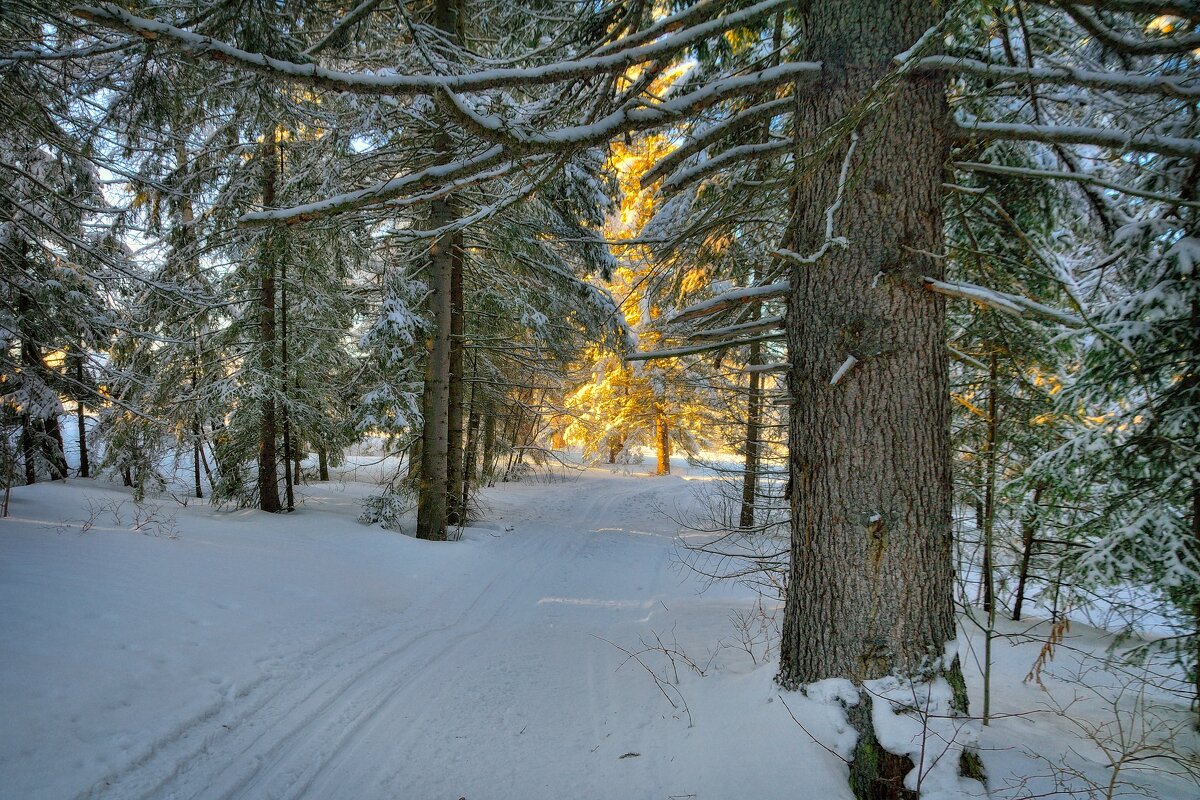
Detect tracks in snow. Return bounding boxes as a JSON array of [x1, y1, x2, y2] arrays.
[[79, 472, 674, 800]]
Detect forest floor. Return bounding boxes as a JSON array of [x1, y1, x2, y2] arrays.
[[1, 456, 1196, 799]]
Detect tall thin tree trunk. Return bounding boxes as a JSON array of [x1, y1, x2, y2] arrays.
[[740, 338, 762, 529], [74, 351, 89, 479], [21, 413, 35, 486], [481, 396, 497, 486], [318, 447, 330, 481], [280, 156, 295, 513], [1012, 485, 1043, 621], [982, 350, 999, 616], [446, 231, 466, 525], [461, 350, 480, 514], [257, 131, 282, 513], [776, 3, 965, 795], [177, 142, 201, 499], [192, 409, 203, 499]]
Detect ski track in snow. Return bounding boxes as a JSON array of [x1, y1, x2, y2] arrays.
[[8, 468, 815, 800]]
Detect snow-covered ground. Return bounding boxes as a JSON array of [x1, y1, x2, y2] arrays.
[[1, 459, 1196, 799]]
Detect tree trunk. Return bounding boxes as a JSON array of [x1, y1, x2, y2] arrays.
[[1012, 485, 1043, 621], [74, 351, 89, 479], [280, 175, 295, 514], [21, 413, 35, 486], [481, 396, 497, 486], [776, 3, 961, 795], [654, 406, 670, 475], [981, 350, 999, 616], [740, 337, 762, 529], [416, 198, 455, 540], [461, 351, 480, 514], [415, 0, 462, 540], [318, 447, 330, 481], [257, 131, 282, 514], [446, 232, 466, 525]]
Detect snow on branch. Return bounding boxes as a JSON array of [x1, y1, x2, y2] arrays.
[[302, 0, 386, 56], [642, 96, 794, 186], [686, 314, 784, 341], [923, 277, 1083, 326], [661, 137, 794, 193], [440, 62, 819, 153], [958, 118, 1200, 160], [773, 132, 859, 267], [667, 280, 791, 324], [1039, 0, 1200, 21], [955, 161, 1200, 209], [238, 146, 507, 225], [919, 55, 1200, 99], [744, 361, 788, 374], [1062, 4, 1200, 55], [625, 331, 785, 363], [74, 0, 793, 97]]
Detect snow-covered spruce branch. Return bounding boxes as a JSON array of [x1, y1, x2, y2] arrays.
[[743, 361, 788, 374], [438, 62, 819, 154], [667, 280, 791, 325], [238, 146, 506, 225], [1039, 0, 1200, 21], [955, 161, 1200, 210], [918, 55, 1200, 99], [1061, 3, 1200, 55], [773, 131, 859, 267], [661, 137, 795, 193], [625, 331, 785, 363], [73, 0, 792, 97], [957, 119, 1200, 160], [686, 315, 784, 342], [923, 277, 1083, 327], [642, 96, 794, 187], [302, 0, 386, 56]]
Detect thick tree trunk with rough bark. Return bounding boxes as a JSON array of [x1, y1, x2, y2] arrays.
[[776, 2, 960, 796], [416, 197, 455, 541], [415, 0, 462, 541], [257, 132, 282, 514]]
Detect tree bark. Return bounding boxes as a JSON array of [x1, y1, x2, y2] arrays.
[[461, 350, 480, 514], [740, 336, 762, 529], [415, 0, 462, 540], [446, 231, 466, 525], [481, 395, 497, 485], [981, 350, 999, 616], [776, 2, 960, 795], [74, 351, 89, 479], [257, 131, 282, 514], [280, 149, 295, 513], [654, 406, 670, 475], [318, 447, 330, 481], [416, 199, 455, 540], [1012, 485, 1043, 621], [21, 413, 35, 486]]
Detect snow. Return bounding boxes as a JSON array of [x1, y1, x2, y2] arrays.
[[0, 464, 846, 800], [2, 461, 1197, 799]]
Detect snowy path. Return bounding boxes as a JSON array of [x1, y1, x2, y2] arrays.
[[1, 468, 841, 800]]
